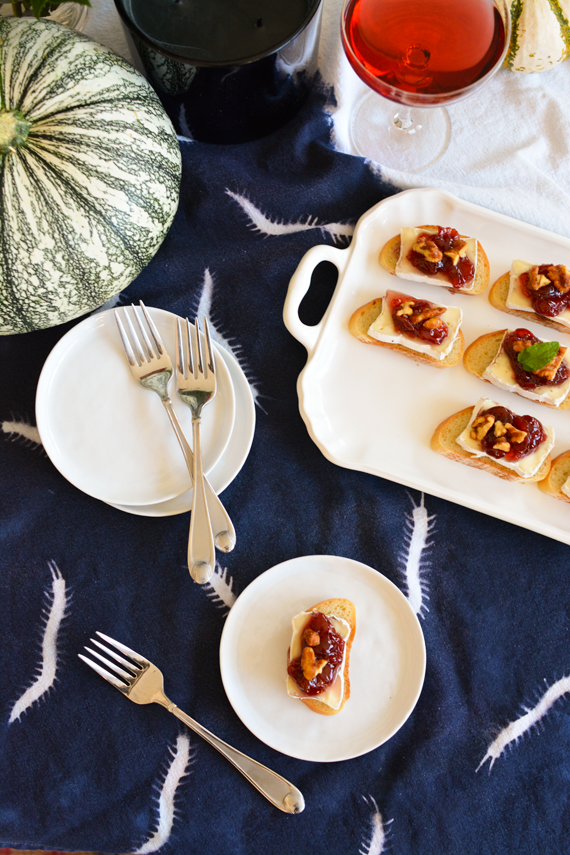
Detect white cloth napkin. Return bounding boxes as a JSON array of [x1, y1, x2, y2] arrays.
[[318, 0, 570, 240], [85, 0, 570, 240]]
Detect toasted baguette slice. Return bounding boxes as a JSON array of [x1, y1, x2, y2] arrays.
[[538, 450, 570, 503], [348, 297, 464, 368], [431, 406, 551, 483], [379, 226, 490, 295], [489, 272, 570, 335], [463, 330, 570, 410], [300, 598, 356, 717]]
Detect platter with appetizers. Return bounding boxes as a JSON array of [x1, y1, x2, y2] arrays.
[[283, 187, 570, 545]]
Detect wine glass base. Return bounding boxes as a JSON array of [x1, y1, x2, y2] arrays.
[[349, 91, 451, 173]]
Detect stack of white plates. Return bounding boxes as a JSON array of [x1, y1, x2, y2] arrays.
[[36, 306, 256, 516]]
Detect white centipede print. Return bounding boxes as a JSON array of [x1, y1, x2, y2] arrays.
[[477, 675, 570, 771], [2, 416, 42, 449], [398, 493, 435, 618], [134, 734, 195, 854], [9, 561, 68, 723], [225, 189, 354, 244], [360, 796, 392, 855], [203, 561, 237, 614], [195, 268, 263, 408]]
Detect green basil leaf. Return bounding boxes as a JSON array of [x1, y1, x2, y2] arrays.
[[517, 340, 559, 372]]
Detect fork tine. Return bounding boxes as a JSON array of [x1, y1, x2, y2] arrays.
[[78, 653, 129, 690], [176, 317, 185, 378], [84, 645, 135, 681], [123, 308, 148, 365], [114, 311, 138, 368], [139, 300, 166, 357], [90, 638, 142, 673], [96, 630, 151, 667], [193, 317, 204, 376], [185, 318, 194, 376], [203, 317, 215, 375]]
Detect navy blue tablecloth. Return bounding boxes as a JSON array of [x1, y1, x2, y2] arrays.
[[1, 83, 570, 855]]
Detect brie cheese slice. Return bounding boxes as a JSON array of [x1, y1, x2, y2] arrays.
[[395, 227, 477, 290], [506, 260, 570, 330], [367, 291, 462, 360], [286, 611, 351, 710], [482, 331, 570, 407], [456, 397, 554, 478], [561, 478, 570, 500]]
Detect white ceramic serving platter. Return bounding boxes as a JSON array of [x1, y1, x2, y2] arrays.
[[110, 341, 256, 516], [284, 188, 570, 545], [36, 307, 235, 507], [220, 555, 426, 762]]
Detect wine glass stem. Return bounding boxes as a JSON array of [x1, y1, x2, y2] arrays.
[[394, 106, 413, 132]]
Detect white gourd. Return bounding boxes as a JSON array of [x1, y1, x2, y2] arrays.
[[506, 0, 570, 72]]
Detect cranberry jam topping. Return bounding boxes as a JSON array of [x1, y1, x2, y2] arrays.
[[407, 227, 475, 288], [470, 405, 546, 462], [519, 264, 570, 317], [503, 329, 569, 390], [387, 291, 449, 346], [287, 612, 345, 697]]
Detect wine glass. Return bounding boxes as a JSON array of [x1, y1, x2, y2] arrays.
[[341, 0, 511, 172]]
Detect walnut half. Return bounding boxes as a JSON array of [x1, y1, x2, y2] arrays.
[[470, 414, 495, 441], [534, 346, 567, 381], [302, 629, 320, 647], [526, 266, 552, 291], [301, 646, 327, 681], [410, 305, 446, 324], [412, 235, 443, 264]]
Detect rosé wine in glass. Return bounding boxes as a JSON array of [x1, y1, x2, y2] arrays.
[[341, 0, 510, 171]]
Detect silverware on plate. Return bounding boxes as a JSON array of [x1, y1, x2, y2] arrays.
[[79, 632, 305, 814], [175, 317, 216, 585], [114, 303, 236, 562]]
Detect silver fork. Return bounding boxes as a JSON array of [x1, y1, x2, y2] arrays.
[[176, 317, 217, 585], [79, 632, 305, 814], [114, 303, 236, 556]]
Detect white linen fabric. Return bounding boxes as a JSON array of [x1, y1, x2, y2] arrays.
[[86, 0, 570, 240]]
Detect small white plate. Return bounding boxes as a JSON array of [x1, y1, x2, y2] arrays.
[[110, 342, 256, 516], [36, 307, 235, 507], [219, 555, 426, 763]]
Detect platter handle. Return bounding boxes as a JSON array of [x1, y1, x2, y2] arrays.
[[283, 243, 349, 354]]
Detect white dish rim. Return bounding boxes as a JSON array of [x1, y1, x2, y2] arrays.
[[35, 306, 236, 507]]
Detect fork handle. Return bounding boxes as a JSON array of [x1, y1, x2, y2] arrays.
[[188, 416, 216, 584], [167, 704, 305, 814], [161, 398, 236, 553]]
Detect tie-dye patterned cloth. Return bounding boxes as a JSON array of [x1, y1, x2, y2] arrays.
[[2, 29, 570, 855]]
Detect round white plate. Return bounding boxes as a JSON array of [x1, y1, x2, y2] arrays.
[[220, 555, 426, 762], [110, 342, 256, 516], [36, 307, 235, 507]]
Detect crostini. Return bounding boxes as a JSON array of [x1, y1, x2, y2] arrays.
[[489, 260, 570, 335], [431, 397, 554, 482], [379, 225, 490, 294], [538, 450, 570, 504], [349, 290, 464, 368], [464, 328, 570, 408], [286, 598, 355, 716]]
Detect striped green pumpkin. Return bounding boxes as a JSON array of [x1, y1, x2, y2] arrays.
[[0, 18, 181, 334], [505, 0, 570, 72]]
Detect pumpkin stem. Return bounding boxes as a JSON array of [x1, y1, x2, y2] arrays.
[[0, 108, 31, 154]]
